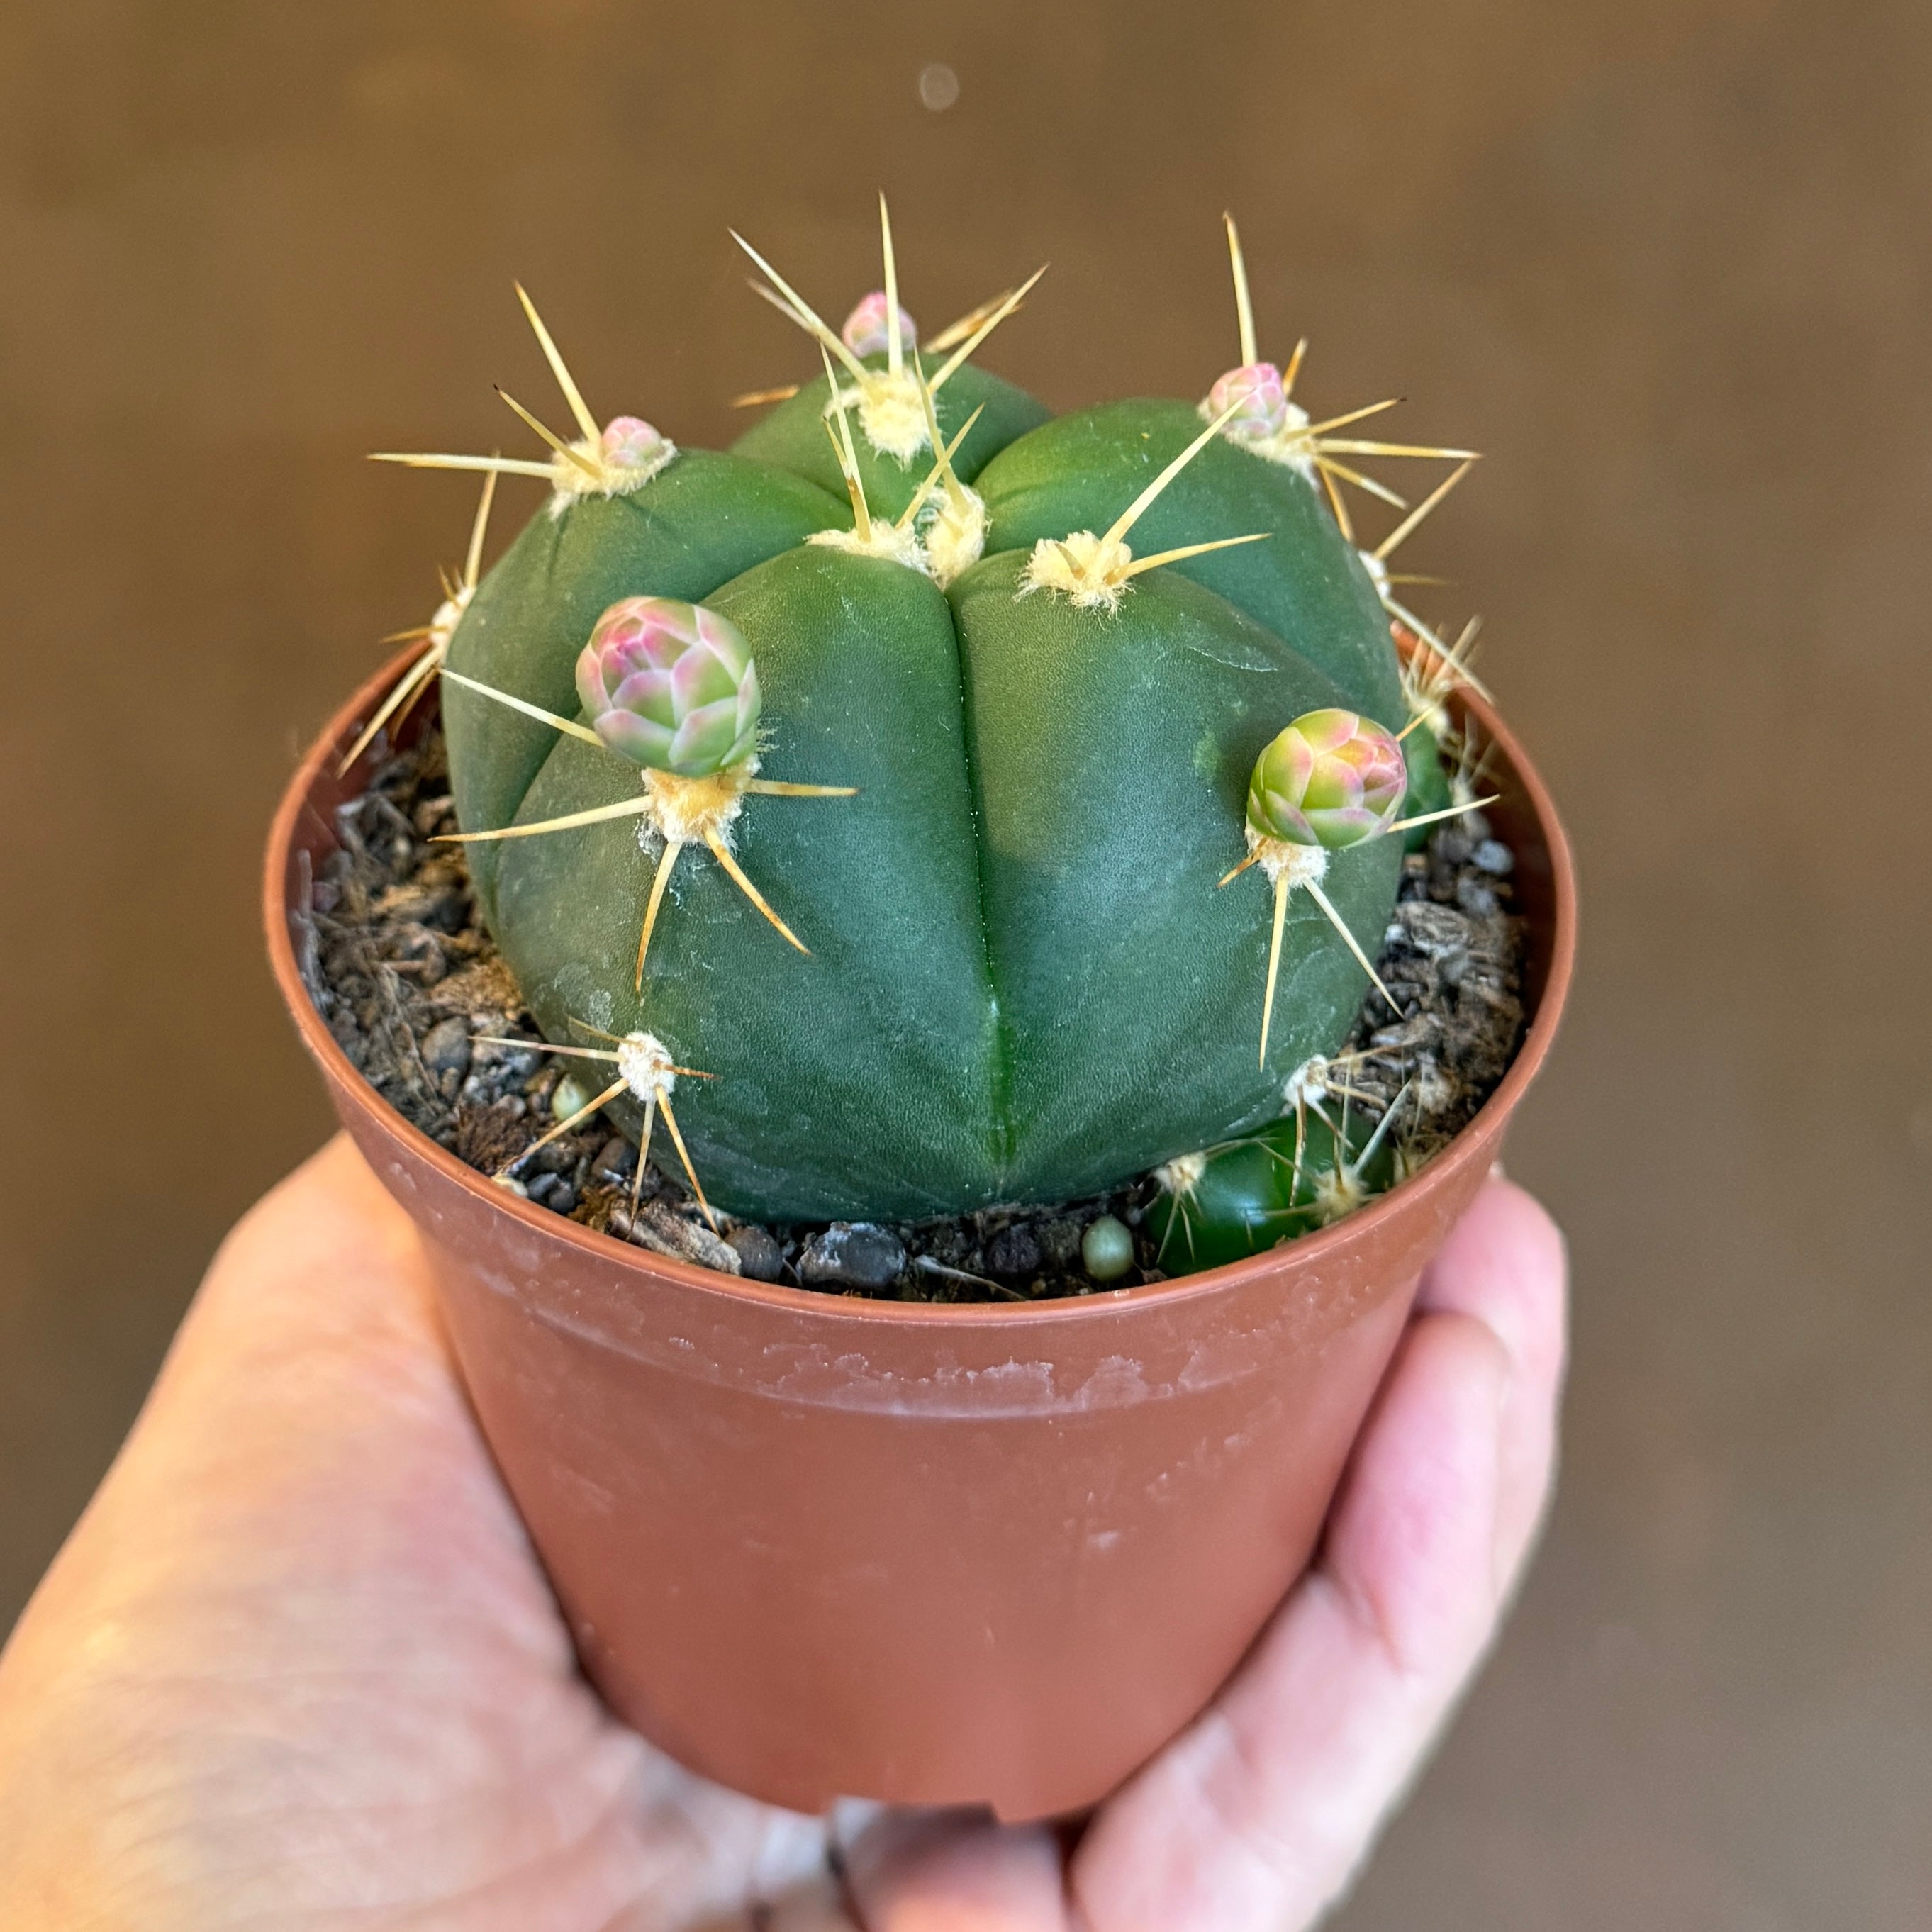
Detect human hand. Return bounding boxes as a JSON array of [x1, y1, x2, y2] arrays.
[[0, 1134, 1565, 1931]]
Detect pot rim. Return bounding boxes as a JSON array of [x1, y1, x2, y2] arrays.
[[267, 646, 1576, 1329]]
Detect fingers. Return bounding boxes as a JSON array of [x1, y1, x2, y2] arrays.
[[1072, 1177, 1568, 1932], [1413, 1174, 1568, 1588], [0, 1132, 608, 1923], [842, 1810, 1068, 1931], [190, 1132, 436, 1359], [0, 1127, 540, 1693], [1330, 1176, 1566, 1661]]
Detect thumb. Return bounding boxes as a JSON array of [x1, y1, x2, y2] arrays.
[[841, 1810, 1068, 1931]]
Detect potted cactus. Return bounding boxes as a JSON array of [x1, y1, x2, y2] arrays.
[[268, 203, 1574, 1820]]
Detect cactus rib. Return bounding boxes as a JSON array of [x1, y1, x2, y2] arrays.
[[1018, 397, 1269, 610]]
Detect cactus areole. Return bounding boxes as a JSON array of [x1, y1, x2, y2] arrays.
[[379, 206, 1491, 1227]]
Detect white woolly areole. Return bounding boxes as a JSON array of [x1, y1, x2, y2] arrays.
[[1018, 531, 1134, 612], [1249, 831, 1330, 890], [1155, 1150, 1207, 1198], [1311, 1161, 1368, 1227], [615, 1032, 676, 1102], [921, 487, 987, 588], [545, 437, 679, 518], [428, 585, 473, 654], [826, 371, 931, 464], [1283, 1056, 1333, 1107], [1402, 675, 1453, 742], [642, 759, 755, 847], [1201, 393, 1317, 480], [808, 521, 928, 571]]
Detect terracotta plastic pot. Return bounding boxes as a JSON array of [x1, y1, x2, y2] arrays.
[[266, 649, 1575, 1821]]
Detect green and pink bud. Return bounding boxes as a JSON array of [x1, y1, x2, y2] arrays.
[[575, 597, 761, 777], [600, 415, 671, 472], [1205, 362, 1292, 441], [842, 291, 917, 358], [1246, 708, 1406, 849]]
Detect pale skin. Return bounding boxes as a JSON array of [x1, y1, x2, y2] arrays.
[[0, 1136, 1566, 1931]]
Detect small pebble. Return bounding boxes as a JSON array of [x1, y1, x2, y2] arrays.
[[1472, 839, 1514, 876], [474, 1042, 540, 1083], [525, 1171, 564, 1206], [373, 881, 466, 932], [985, 1224, 1042, 1278], [1456, 876, 1499, 918], [798, 1222, 905, 1290], [552, 1073, 594, 1121], [420, 1016, 472, 1078], [726, 1224, 785, 1282], [594, 1134, 637, 1181], [1082, 1215, 1135, 1283]]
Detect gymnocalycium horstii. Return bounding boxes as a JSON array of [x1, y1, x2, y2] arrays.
[[362, 201, 1498, 1271]]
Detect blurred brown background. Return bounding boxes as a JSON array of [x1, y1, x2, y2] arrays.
[[4, 0, 1929, 1921]]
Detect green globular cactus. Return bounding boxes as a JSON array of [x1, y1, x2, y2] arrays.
[[374, 203, 1487, 1244], [1146, 1088, 1405, 1273]]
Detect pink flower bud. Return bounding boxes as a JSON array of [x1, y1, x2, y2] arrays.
[[600, 415, 669, 471], [840, 291, 918, 358], [1207, 362, 1288, 440], [1246, 709, 1407, 849], [574, 597, 761, 777]]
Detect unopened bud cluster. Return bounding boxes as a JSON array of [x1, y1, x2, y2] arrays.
[[841, 291, 917, 358], [576, 597, 761, 776], [1246, 708, 1406, 850]]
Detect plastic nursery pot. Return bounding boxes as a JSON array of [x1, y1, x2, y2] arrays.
[[266, 647, 1575, 1823]]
